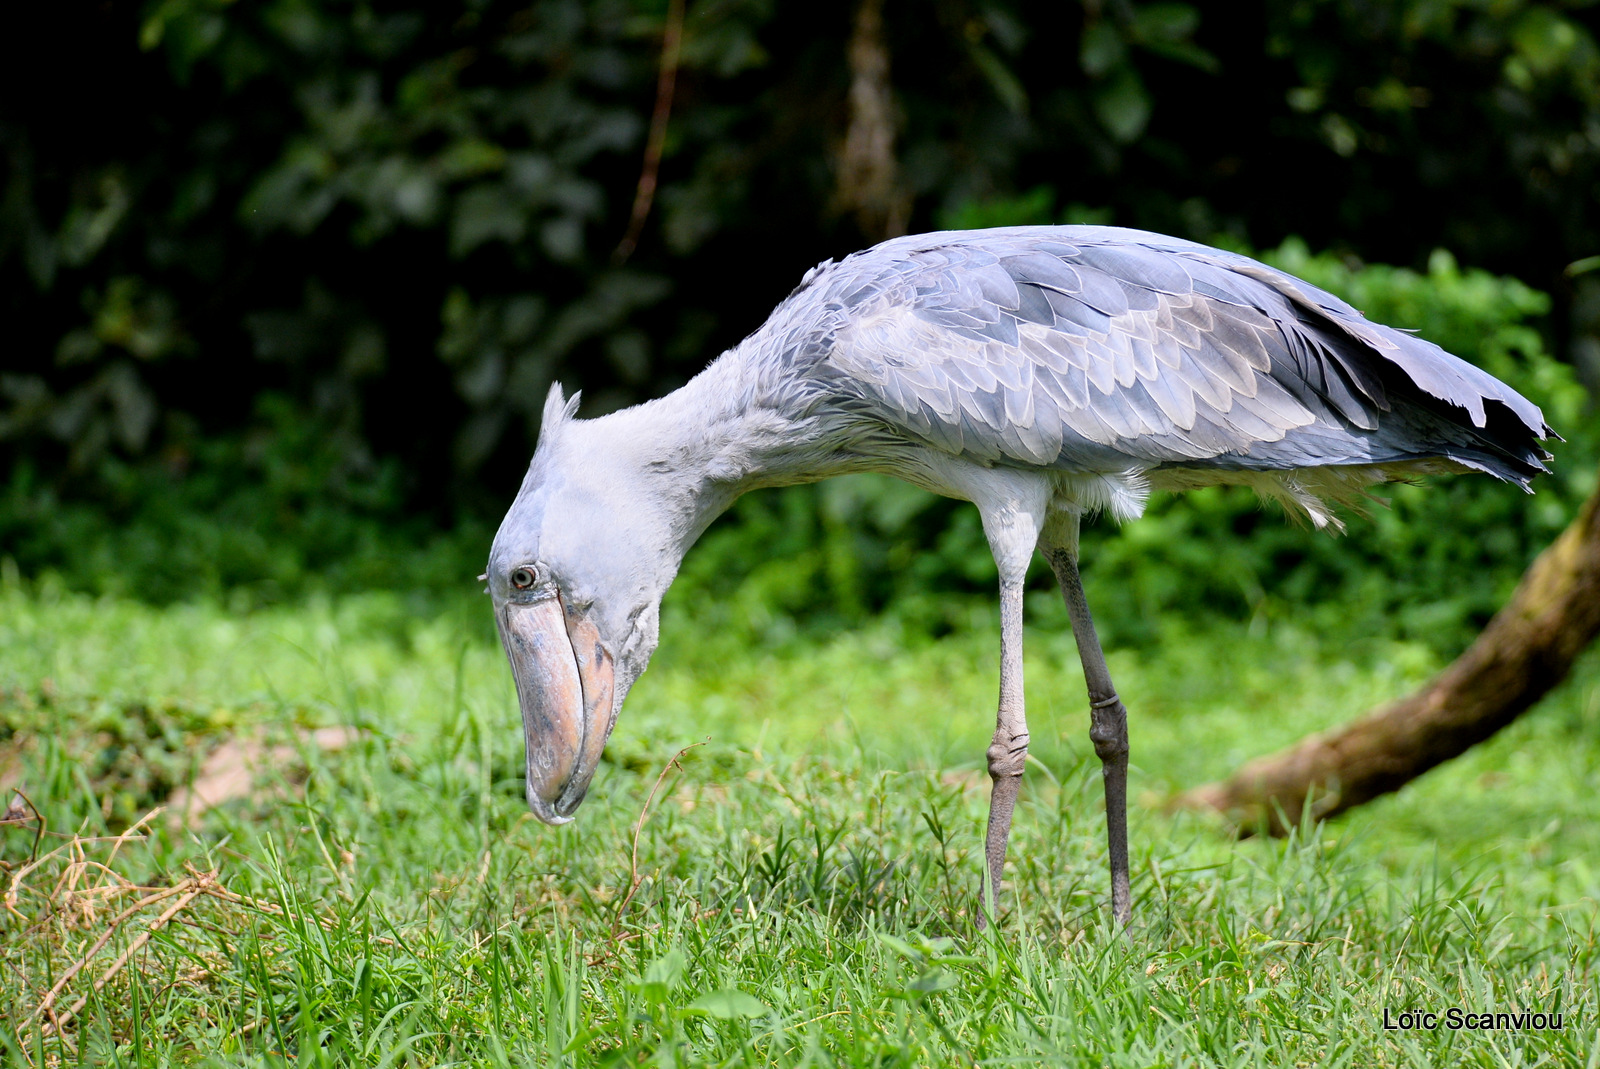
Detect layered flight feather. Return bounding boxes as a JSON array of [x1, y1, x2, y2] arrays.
[[757, 227, 1552, 493]]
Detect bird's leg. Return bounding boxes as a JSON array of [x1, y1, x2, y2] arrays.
[[980, 572, 1029, 926], [1046, 546, 1132, 926]]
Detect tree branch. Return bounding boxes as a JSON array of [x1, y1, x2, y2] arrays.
[[613, 0, 685, 265], [1176, 464, 1600, 834]]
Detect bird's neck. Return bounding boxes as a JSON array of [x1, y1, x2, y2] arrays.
[[574, 348, 838, 557]]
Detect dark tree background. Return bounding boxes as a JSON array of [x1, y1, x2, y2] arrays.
[[1, 0, 1596, 621]]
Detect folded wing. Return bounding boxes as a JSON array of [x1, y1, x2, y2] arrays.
[[805, 228, 1551, 486]]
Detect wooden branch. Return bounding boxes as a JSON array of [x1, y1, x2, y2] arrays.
[[612, 0, 685, 265], [1176, 464, 1600, 834]]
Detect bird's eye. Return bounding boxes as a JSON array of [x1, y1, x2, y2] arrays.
[[510, 565, 540, 590]]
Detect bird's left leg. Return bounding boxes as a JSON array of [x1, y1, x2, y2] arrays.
[[1041, 512, 1132, 926]]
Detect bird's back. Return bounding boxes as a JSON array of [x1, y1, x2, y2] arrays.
[[744, 226, 1552, 519]]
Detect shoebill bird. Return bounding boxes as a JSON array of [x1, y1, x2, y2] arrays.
[[486, 226, 1553, 925]]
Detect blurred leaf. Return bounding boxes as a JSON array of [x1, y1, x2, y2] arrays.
[[1320, 112, 1359, 157], [1511, 8, 1581, 76], [450, 184, 528, 257], [1093, 66, 1152, 143], [686, 988, 767, 1019], [1079, 21, 1124, 78], [58, 173, 130, 267], [1131, 3, 1199, 43], [906, 969, 957, 994], [966, 39, 1028, 114], [1287, 86, 1322, 113], [1134, 35, 1220, 73], [434, 139, 508, 181], [633, 948, 686, 1006]]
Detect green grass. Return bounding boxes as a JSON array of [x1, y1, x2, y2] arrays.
[[1, 573, 1597, 1066]]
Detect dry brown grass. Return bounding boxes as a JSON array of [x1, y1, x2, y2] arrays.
[[1, 793, 339, 1056]]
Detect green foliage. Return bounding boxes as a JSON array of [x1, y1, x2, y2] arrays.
[[1, 584, 1596, 1064], [0, 394, 491, 608], [6, 0, 1597, 503], [934, 185, 1115, 232]]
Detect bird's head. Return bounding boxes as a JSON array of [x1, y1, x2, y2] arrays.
[[487, 385, 684, 824]]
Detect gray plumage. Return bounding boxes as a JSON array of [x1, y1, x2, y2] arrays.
[[487, 226, 1554, 926], [760, 226, 1548, 495]]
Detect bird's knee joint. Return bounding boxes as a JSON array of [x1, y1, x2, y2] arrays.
[[1089, 726, 1127, 763], [986, 734, 1029, 779]]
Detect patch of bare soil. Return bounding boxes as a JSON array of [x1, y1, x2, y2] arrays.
[[164, 725, 366, 825]]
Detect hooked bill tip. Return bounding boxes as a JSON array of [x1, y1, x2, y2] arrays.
[[526, 784, 576, 825]]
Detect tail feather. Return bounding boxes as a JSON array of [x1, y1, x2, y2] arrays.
[[1222, 249, 1555, 488], [1293, 302, 1555, 491]]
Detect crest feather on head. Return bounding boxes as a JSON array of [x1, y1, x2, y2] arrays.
[[537, 383, 582, 449]]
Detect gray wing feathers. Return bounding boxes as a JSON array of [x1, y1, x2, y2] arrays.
[[1223, 254, 1543, 433], [789, 226, 1551, 483]]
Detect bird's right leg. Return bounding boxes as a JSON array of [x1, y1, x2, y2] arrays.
[[1043, 520, 1132, 926], [969, 481, 1047, 929], [980, 568, 1029, 926]]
